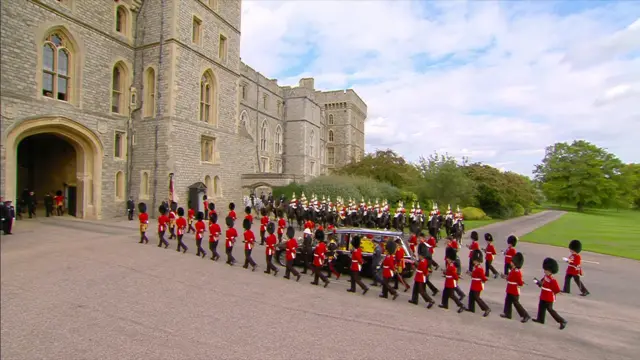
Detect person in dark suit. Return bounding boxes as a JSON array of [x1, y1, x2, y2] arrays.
[[44, 192, 54, 217]]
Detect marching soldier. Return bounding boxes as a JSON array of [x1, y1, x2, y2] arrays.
[[208, 213, 221, 261], [175, 207, 188, 253], [283, 226, 301, 281], [311, 229, 330, 288], [394, 239, 411, 292], [500, 252, 531, 323], [242, 218, 258, 271], [370, 238, 383, 286], [168, 202, 178, 240], [426, 235, 440, 270], [264, 222, 279, 276], [259, 208, 269, 245], [503, 235, 518, 275], [439, 247, 465, 313], [138, 202, 149, 244], [347, 236, 369, 295], [301, 228, 313, 274], [208, 203, 217, 225], [379, 239, 399, 300], [194, 211, 207, 258], [563, 240, 590, 296], [408, 243, 436, 308], [187, 207, 196, 233], [326, 235, 341, 280], [228, 202, 237, 221], [466, 249, 491, 317], [244, 206, 253, 224], [533, 258, 568, 329], [483, 233, 499, 279], [157, 205, 170, 248], [225, 216, 238, 265], [467, 231, 480, 273], [277, 210, 286, 243]]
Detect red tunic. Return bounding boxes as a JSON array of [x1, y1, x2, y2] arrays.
[[176, 217, 187, 236], [540, 275, 562, 302], [245, 214, 253, 224], [395, 247, 406, 271], [468, 240, 479, 258], [168, 211, 176, 221], [470, 265, 488, 292], [444, 262, 459, 289], [314, 242, 327, 267], [286, 238, 298, 261], [566, 253, 583, 276], [54, 195, 64, 206], [208, 210, 217, 221], [382, 255, 395, 278], [209, 223, 221, 242], [195, 220, 206, 240], [505, 247, 516, 264], [409, 234, 418, 254], [244, 230, 255, 250], [506, 268, 524, 296], [265, 234, 277, 256], [203, 201, 208, 212], [228, 210, 237, 221], [485, 243, 497, 262], [225, 227, 238, 248], [277, 218, 286, 235], [158, 215, 169, 232], [351, 248, 364, 271], [188, 209, 195, 220], [138, 213, 148, 224], [426, 237, 437, 255], [414, 258, 429, 283], [260, 216, 269, 232]]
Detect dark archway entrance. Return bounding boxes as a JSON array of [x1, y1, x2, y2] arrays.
[[17, 133, 77, 216]]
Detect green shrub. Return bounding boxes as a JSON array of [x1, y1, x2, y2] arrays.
[[462, 207, 489, 220], [511, 203, 525, 217], [272, 182, 303, 200]]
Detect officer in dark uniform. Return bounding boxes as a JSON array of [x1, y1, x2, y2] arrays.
[[2, 200, 15, 235], [44, 192, 54, 217], [27, 191, 36, 218], [127, 197, 135, 220], [301, 229, 313, 274]]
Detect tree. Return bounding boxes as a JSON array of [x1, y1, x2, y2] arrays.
[[534, 140, 625, 211], [334, 149, 420, 189], [414, 153, 476, 208], [616, 163, 640, 209]]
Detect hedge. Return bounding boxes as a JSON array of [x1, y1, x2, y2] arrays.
[[462, 207, 490, 220]]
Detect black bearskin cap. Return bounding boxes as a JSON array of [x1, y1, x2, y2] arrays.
[[286, 226, 295, 239], [229, 202, 235, 211], [385, 239, 397, 254], [470, 231, 479, 241], [507, 235, 518, 247], [242, 218, 251, 230], [267, 222, 276, 234], [56, 190, 62, 196], [138, 202, 147, 213], [315, 229, 325, 242], [351, 236, 361, 249], [208, 202, 215, 211], [225, 216, 234, 228], [245, 206, 251, 215], [472, 249, 484, 264], [484, 233, 493, 242], [170, 201, 178, 212], [543, 257, 559, 274], [512, 252, 524, 269], [158, 205, 167, 215], [203, 195, 208, 200], [196, 211, 204, 221], [445, 246, 457, 261], [417, 242, 429, 258], [569, 239, 582, 253], [261, 208, 267, 216], [177, 207, 185, 217], [210, 212, 218, 224]]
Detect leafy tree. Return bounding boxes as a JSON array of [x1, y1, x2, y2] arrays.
[[534, 140, 624, 211], [413, 153, 477, 208], [333, 149, 420, 189], [616, 163, 640, 209]]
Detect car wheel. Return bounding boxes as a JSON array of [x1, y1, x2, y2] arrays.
[[276, 250, 286, 267]]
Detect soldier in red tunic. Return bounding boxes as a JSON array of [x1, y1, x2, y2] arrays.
[[408, 243, 435, 308], [533, 258, 568, 329], [409, 228, 419, 256], [228, 203, 237, 221], [138, 202, 149, 244], [202, 195, 209, 221], [187, 207, 196, 233], [168, 202, 178, 240], [503, 235, 518, 275], [264, 222, 279, 276], [242, 218, 257, 271], [500, 252, 531, 322], [310, 229, 330, 288], [207, 202, 217, 226], [277, 210, 286, 243], [347, 236, 369, 295], [208, 213, 221, 261], [225, 216, 237, 265], [466, 231, 480, 274], [393, 239, 411, 292], [466, 249, 491, 316], [259, 208, 269, 245], [426, 235, 440, 270], [483, 233, 499, 279], [157, 205, 170, 248], [244, 206, 253, 224], [562, 240, 590, 296], [194, 211, 207, 258], [175, 207, 188, 253], [439, 247, 465, 313], [283, 226, 301, 281], [379, 240, 399, 300]]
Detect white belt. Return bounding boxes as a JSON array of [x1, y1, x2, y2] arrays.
[[568, 264, 579, 268], [505, 255, 512, 258], [352, 260, 359, 263], [472, 278, 482, 281], [507, 281, 518, 285], [446, 276, 453, 278], [383, 266, 390, 269], [542, 287, 552, 292], [416, 270, 424, 274]]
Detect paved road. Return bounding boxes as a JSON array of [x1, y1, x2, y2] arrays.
[[2, 211, 639, 360]]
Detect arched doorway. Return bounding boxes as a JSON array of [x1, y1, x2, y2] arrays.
[[3, 117, 104, 219]]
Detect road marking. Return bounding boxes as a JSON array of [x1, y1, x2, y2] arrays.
[[583, 260, 600, 265]]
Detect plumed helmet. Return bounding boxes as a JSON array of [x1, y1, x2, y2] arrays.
[[56, 190, 62, 196], [210, 212, 218, 224], [472, 249, 484, 264], [470, 231, 479, 241], [196, 211, 204, 221], [138, 202, 147, 213], [245, 206, 251, 215], [385, 239, 397, 254], [507, 235, 518, 247], [315, 229, 325, 242], [225, 216, 234, 228], [260, 208, 267, 216], [569, 239, 582, 253], [229, 202, 235, 210], [177, 207, 185, 217], [445, 246, 457, 261], [242, 218, 251, 230], [208, 202, 215, 211], [512, 252, 524, 269], [286, 226, 295, 239], [158, 205, 167, 215], [170, 201, 178, 212], [542, 257, 559, 274], [484, 233, 493, 242], [417, 242, 429, 258], [267, 222, 276, 234], [351, 235, 361, 249]]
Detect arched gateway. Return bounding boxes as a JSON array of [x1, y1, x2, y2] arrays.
[[3, 117, 104, 219]]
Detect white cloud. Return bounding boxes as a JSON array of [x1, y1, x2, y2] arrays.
[[240, 1, 640, 175]]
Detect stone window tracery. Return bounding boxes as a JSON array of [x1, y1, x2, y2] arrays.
[[42, 32, 71, 101]]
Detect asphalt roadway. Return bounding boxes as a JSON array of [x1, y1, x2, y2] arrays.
[[2, 210, 639, 360]]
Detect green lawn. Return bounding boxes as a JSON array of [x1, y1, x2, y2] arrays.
[[521, 207, 640, 260]]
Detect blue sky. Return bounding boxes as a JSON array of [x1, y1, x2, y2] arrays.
[[240, 0, 640, 176]]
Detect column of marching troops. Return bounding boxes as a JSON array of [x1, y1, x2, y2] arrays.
[[136, 200, 591, 331]]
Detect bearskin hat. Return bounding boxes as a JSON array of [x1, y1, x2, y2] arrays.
[[445, 246, 457, 261], [170, 201, 178, 212], [203, 195, 208, 201], [261, 208, 267, 216], [208, 202, 215, 211], [542, 257, 559, 274], [472, 249, 484, 264], [177, 207, 185, 217], [512, 252, 524, 269], [266, 222, 276, 235], [484, 233, 493, 242], [242, 218, 251, 231], [225, 216, 234, 228], [229, 202, 235, 211], [507, 235, 518, 247], [385, 239, 397, 254], [417, 242, 429, 258], [196, 211, 204, 221], [286, 226, 295, 239], [56, 190, 62, 196], [210, 212, 218, 224], [138, 202, 147, 213], [569, 239, 582, 253], [245, 206, 251, 215], [315, 229, 325, 242], [158, 205, 167, 215], [470, 231, 479, 241], [351, 235, 362, 249]]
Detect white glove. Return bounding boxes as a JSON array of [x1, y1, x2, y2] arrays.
[[533, 279, 539, 285], [562, 257, 569, 262]]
